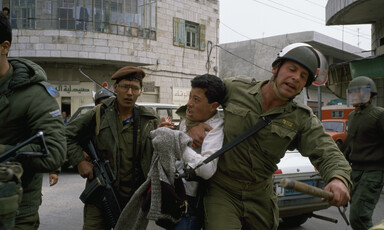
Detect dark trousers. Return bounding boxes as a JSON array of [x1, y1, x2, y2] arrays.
[[169, 195, 204, 230], [349, 170, 384, 230]]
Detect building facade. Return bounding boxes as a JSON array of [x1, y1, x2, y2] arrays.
[[219, 31, 368, 118], [326, 0, 384, 107], [1, 0, 219, 116]]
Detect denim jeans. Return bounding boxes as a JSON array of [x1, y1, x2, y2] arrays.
[[170, 196, 203, 230]]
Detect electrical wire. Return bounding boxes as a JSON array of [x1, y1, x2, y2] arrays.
[[220, 22, 282, 49], [249, 0, 371, 40]]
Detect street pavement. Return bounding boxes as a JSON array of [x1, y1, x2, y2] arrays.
[[38, 171, 384, 230]]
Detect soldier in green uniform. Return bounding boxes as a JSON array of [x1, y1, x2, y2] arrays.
[[344, 76, 384, 230], [66, 66, 160, 230], [0, 12, 67, 229], [189, 43, 352, 230]]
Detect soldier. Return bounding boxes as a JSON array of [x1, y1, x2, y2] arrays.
[[0, 12, 66, 229], [344, 76, 384, 230], [94, 87, 114, 105], [66, 66, 160, 230], [189, 43, 352, 230]]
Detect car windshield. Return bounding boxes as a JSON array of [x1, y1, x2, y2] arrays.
[[322, 121, 344, 132]]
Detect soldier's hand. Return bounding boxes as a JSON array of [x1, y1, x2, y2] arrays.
[[49, 173, 59, 186], [83, 152, 91, 161], [323, 178, 350, 207], [188, 123, 212, 148], [77, 160, 94, 180], [158, 117, 175, 129]]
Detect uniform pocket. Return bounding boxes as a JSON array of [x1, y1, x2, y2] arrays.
[[224, 102, 252, 136]]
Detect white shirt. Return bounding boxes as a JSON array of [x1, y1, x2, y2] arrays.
[[177, 111, 224, 196]]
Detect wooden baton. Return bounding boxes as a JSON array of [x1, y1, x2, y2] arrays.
[[280, 178, 334, 201]]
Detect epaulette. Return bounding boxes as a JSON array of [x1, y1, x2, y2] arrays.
[[38, 81, 60, 98], [292, 100, 313, 116], [232, 75, 257, 85]]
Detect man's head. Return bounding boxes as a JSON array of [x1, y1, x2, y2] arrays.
[[187, 74, 226, 122], [94, 88, 114, 105], [270, 43, 325, 100], [347, 76, 377, 107], [2, 7, 9, 16], [111, 66, 145, 110], [0, 12, 12, 55]]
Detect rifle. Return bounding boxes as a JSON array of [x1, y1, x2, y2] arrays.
[[0, 131, 49, 163], [79, 140, 121, 229]]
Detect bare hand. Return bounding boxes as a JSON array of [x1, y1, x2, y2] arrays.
[[323, 178, 350, 207], [188, 123, 212, 148], [158, 117, 176, 129], [49, 173, 59, 186], [83, 152, 91, 161], [77, 160, 94, 180]]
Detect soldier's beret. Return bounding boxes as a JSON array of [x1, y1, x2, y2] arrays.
[[110, 66, 145, 81]]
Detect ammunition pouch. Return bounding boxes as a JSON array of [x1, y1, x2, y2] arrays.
[[0, 162, 23, 230]]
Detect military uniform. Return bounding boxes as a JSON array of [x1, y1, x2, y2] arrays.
[[204, 78, 352, 230], [0, 58, 66, 229], [66, 97, 159, 230], [345, 104, 384, 230]]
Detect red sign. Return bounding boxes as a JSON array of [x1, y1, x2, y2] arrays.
[[102, 82, 108, 88]]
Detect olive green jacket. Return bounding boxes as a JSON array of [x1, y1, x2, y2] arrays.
[[218, 78, 351, 186], [345, 103, 384, 170], [66, 97, 160, 193], [0, 58, 66, 217]]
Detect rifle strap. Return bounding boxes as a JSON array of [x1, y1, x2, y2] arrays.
[[132, 106, 140, 189], [196, 113, 279, 169], [93, 104, 103, 136]]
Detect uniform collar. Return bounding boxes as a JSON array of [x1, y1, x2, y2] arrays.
[[248, 80, 268, 95]]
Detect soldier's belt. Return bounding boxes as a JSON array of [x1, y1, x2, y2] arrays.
[[212, 170, 272, 191]]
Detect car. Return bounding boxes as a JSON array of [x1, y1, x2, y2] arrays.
[[321, 119, 348, 149], [273, 150, 330, 227]]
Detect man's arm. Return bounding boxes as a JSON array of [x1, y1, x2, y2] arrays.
[[17, 86, 66, 172], [187, 123, 213, 148], [298, 115, 352, 207], [66, 109, 96, 179], [183, 119, 224, 179]]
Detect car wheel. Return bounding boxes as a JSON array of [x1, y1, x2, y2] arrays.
[[281, 214, 310, 227], [336, 140, 343, 149]]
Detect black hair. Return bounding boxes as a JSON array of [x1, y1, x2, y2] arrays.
[[191, 74, 226, 105], [115, 76, 143, 88], [2, 7, 9, 13], [0, 12, 12, 44]]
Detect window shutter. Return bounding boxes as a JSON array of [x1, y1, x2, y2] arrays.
[[173, 17, 186, 47], [199, 24, 206, 51]]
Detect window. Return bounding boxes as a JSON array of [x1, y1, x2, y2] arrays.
[[173, 17, 205, 51], [331, 110, 344, 119], [8, 0, 157, 39]]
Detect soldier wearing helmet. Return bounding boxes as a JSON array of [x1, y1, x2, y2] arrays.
[[94, 88, 114, 105], [189, 43, 351, 230], [344, 76, 384, 230]]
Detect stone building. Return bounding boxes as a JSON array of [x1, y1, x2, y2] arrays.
[[1, 0, 219, 116], [326, 0, 384, 107]]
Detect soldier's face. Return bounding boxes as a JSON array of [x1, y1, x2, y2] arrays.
[[272, 60, 308, 98], [186, 88, 218, 122], [113, 79, 141, 110]]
